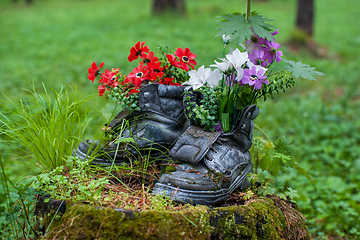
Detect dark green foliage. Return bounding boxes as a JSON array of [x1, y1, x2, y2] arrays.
[[0, 155, 42, 239], [251, 136, 309, 179], [257, 72, 295, 101], [256, 95, 360, 238], [184, 87, 219, 131], [108, 88, 140, 112], [217, 12, 275, 44]]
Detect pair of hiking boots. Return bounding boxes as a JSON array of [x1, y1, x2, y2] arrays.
[[75, 83, 259, 206]]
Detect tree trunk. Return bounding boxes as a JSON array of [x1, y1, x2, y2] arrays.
[[12, 0, 33, 4], [296, 0, 314, 36], [152, 0, 185, 15]]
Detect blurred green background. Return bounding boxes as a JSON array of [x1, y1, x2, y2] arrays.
[[1, 0, 360, 238]]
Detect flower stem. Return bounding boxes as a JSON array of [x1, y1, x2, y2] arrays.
[[246, 0, 252, 21], [254, 123, 274, 147], [268, 69, 286, 77]]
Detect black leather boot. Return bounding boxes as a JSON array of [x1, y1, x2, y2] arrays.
[[75, 83, 189, 165], [152, 105, 259, 205]]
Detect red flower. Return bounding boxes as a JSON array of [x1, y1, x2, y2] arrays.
[[128, 41, 150, 62], [174, 47, 197, 71], [142, 51, 158, 64], [159, 77, 181, 86], [128, 65, 149, 87], [145, 62, 164, 81], [88, 62, 104, 83], [99, 69, 118, 86], [129, 88, 140, 95], [98, 85, 106, 97], [167, 54, 181, 68]]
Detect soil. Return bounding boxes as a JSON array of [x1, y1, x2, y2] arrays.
[[95, 163, 249, 211]]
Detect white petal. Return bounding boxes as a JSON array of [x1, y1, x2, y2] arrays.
[[206, 69, 222, 87], [236, 68, 245, 81], [229, 48, 249, 69], [211, 59, 232, 72], [247, 61, 268, 72]]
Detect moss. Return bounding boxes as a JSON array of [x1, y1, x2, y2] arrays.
[[39, 197, 310, 240], [165, 165, 177, 173], [210, 198, 287, 240], [41, 204, 211, 240]]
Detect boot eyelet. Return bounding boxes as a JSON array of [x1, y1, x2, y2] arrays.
[[246, 112, 251, 117], [143, 92, 150, 98], [144, 113, 150, 117], [241, 123, 246, 129]]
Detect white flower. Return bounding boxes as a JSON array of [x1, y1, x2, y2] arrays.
[[236, 68, 245, 81], [211, 58, 232, 72], [247, 61, 268, 72], [225, 48, 250, 81], [182, 65, 222, 90], [222, 34, 232, 44], [206, 68, 222, 88], [226, 48, 249, 69]]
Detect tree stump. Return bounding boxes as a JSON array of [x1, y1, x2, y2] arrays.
[[35, 194, 310, 239]]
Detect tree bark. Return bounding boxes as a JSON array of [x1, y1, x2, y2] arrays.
[[12, 0, 33, 4], [152, 0, 185, 15], [296, 0, 314, 36]]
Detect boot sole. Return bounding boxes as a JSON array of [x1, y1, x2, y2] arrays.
[[152, 164, 252, 206]]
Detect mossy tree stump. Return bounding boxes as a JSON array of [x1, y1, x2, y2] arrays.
[[36, 195, 310, 240]]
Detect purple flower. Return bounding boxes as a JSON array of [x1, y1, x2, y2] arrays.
[[225, 73, 237, 87], [271, 29, 279, 37], [262, 40, 283, 63], [240, 66, 269, 89], [245, 32, 265, 53], [213, 121, 223, 132], [249, 49, 268, 67]]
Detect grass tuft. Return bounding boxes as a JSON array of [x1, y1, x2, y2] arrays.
[[0, 85, 93, 171]]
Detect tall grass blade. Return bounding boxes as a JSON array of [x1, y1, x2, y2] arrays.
[[0, 85, 94, 171]]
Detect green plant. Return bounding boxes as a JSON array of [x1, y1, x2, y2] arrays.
[[0, 85, 93, 171], [32, 156, 109, 203], [256, 94, 360, 238], [1, 152, 42, 239], [184, 87, 219, 131]]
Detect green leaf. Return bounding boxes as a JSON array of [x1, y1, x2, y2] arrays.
[[217, 13, 275, 44], [115, 137, 135, 144], [284, 59, 324, 81], [220, 113, 230, 133], [285, 187, 299, 200], [219, 87, 229, 115], [217, 13, 252, 44], [247, 14, 275, 41]]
